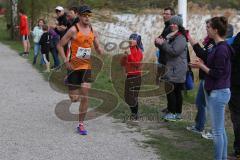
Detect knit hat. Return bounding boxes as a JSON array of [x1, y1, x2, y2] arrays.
[[129, 33, 144, 52], [169, 15, 183, 27]]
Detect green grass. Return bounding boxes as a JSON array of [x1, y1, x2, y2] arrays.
[[142, 121, 235, 160], [0, 16, 235, 160]]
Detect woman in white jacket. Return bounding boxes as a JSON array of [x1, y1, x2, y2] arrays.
[[32, 19, 44, 64]]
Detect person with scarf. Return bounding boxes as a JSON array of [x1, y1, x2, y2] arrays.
[[155, 15, 188, 121], [121, 33, 144, 121]]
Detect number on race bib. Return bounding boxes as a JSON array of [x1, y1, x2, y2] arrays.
[[83, 52, 86, 58], [76, 47, 91, 59]]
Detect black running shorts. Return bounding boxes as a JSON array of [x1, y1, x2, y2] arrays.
[[67, 69, 92, 87]]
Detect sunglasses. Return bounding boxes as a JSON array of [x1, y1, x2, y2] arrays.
[[81, 13, 92, 17], [55, 10, 61, 13]]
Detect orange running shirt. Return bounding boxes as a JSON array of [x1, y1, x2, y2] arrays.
[[70, 25, 95, 70]]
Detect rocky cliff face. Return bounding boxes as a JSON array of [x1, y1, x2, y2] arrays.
[[92, 11, 240, 61]]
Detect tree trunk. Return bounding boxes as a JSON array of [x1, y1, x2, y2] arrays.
[[10, 0, 18, 40], [30, 0, 34, 30]]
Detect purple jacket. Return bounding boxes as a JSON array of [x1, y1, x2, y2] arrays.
[[49, 28, 59, 39], [205, 41, 234, 92]]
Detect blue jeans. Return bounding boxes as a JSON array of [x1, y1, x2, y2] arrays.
[[50, 38, 60, 68], [33, 43, 44, 64], [195, 80, 206, 131], [207, 88, 231, 160]]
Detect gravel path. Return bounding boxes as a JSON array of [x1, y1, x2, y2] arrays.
[[0, 43, 159, 160]]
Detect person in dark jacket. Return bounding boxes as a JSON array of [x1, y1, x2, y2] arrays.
[[226, 24, 234, 39], [154, 7, 175, 113], [155, 15, 188, 122], [55, 6, 68, 39], [121, 33, 143, 121], [39, 24, 51, 72], [228, 32, 240, 160], [155, 7, 175, 65], [186, 19, 215, 140], [190, 16, 234, 160], [224, 11, 234, 39], [67, 7, 79, 30]]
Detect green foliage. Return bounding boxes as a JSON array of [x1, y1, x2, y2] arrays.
[[16, 0, 67, 28], [82, 0, 240, 10], [191, 0, 240, 9]]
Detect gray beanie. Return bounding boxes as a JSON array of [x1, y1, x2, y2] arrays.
[[169, 15, 183, 27]]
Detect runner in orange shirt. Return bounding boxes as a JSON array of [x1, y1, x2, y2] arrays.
[[57, 5, 103, 135]]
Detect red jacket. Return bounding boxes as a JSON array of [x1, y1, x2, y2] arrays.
[[120, 47, 143, 75], [19, 15, 29, 36]]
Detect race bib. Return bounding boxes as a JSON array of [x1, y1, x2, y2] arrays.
[[76, 47, 91, 59]]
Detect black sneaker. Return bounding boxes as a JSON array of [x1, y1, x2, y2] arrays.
[[130, 113, 139, 121]]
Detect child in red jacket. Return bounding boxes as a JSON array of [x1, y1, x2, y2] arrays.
[[121, 33, 144, 120]]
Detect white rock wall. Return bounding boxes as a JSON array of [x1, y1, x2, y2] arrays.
[[92, 13, 240, 61]]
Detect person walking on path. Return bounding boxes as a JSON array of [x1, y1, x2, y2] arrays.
[[57, 5, 103, 135]]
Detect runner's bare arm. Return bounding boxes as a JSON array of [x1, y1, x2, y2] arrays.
[[93, 30, 104, 55], [57, 28, 75, 62]]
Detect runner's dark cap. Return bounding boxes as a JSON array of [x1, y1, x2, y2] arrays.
[[78, 5, 92, 14]]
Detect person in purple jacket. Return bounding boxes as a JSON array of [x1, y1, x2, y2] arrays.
[[190, 16, 234, 160]]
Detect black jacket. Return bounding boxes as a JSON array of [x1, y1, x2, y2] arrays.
[[192, 39, 215, 80], [231, 32, 240, 87], [67, 17, 79, 30], [55, 13, 68, 38], [155, 21, 172, 65], [39, 32, 50, 54]]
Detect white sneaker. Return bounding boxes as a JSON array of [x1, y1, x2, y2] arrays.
[[201, 131, 213, 140], [186, 125, 203, 134]]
